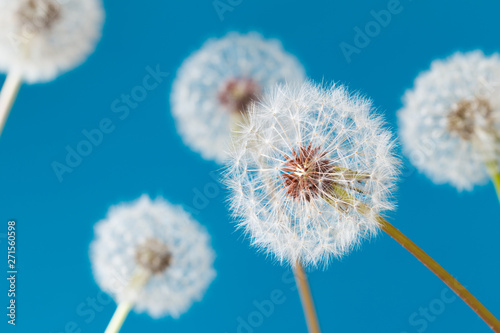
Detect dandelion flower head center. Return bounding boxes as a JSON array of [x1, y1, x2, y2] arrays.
[[281, 143, 337, 202], [18, 0, 61, 32], [447, 97, 495, 141], [135, 238, 172, 274], [218, 78, 261, 114], [280, 143, 373, 209]]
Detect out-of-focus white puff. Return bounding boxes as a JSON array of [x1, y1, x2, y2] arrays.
[[224, 81, 399, 268], [90, 195, 216, 319], [171, 32, 305, 164], [398, 51, 500, 191], [0, 0, 104, 83]]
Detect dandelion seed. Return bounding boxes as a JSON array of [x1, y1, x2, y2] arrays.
[[224, 81, 500, 331], [90, 195, 216, 332], [398, 51, 500, 196], [0, 0, 104, 135], [171, 32, 305, 163], [225, 81, 399, 267]]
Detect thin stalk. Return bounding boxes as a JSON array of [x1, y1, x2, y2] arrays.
[[105, 269, 150, 333], [293, 260, 321, 333], [104, 301, 134, 333], [486, 161, 500, 205], [0, 71, 22, 136], [378, 218, 500, 332], [325, 187, 500, 332]]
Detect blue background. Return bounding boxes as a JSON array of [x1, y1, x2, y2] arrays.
[[1, 0, 499, 332]]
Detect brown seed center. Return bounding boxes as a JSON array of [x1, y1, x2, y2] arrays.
[[280, 144, 372, 207], [135, 238, 172, 274], [447, 98, 493, 140], [280, 144, 335, 202], [18, 0, 61, 32], [218, 78, 260, 114]]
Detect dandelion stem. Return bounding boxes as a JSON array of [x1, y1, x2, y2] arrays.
[[486, 161, 500, 205], [293, 260, 321, 333], [0, 71, 22, 137], [377, 218, 500, 332], [105, 270, 150, 333], [104, 300, 134, 333], [325, 187, 500, 332]]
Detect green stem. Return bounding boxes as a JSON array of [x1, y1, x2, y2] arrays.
[[0, 71, 22, 137], [379, 218, 500, 332], [104, 301, 134, 333], [486, 161, 500, 205], [324, 188, 500, 332], [105, 270, 150, 333]]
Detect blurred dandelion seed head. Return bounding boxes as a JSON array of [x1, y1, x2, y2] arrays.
[[171, 32, 305, 163], [398, 51, 500, 190], [90, 195, 216, 319], [0, 0, 104, 83], [224, 81, 399, 268]]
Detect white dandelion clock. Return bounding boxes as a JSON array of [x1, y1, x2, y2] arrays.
[[224, 81, 500, 332], [398, 51, 500, 195], [0, 0, 104, 135], [90, 195, 216, 332], [226, 82, 399, 267], [171, 32, 305, 163], [0, 0, 103, 82]]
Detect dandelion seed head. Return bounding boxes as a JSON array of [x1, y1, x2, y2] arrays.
[[90, 195, 216, 318], [171, 32, 305, 163], [0, 0, 104, 83], [224, 81, 399, 268], [398, 51, 500, 190]]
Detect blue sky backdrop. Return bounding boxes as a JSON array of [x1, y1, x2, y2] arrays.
[[1, 0, 499, 332]]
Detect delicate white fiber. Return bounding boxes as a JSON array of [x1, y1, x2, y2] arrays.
[[224, 81, 399, 267]]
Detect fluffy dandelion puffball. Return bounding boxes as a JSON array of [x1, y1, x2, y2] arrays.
[[224, 82, 399, 267], [398, 51, 500, 190], [90, 195, 216, 318], [0, 0, 104, 83], [171, 32, 305, 163]]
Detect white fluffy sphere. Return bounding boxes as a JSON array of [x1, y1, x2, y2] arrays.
[[0, 0, 104, 83], [224, 82, 399, 267], [90, 195, 216, 319], [398, 51, 500, 190], [171, 32, 305, 163]]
